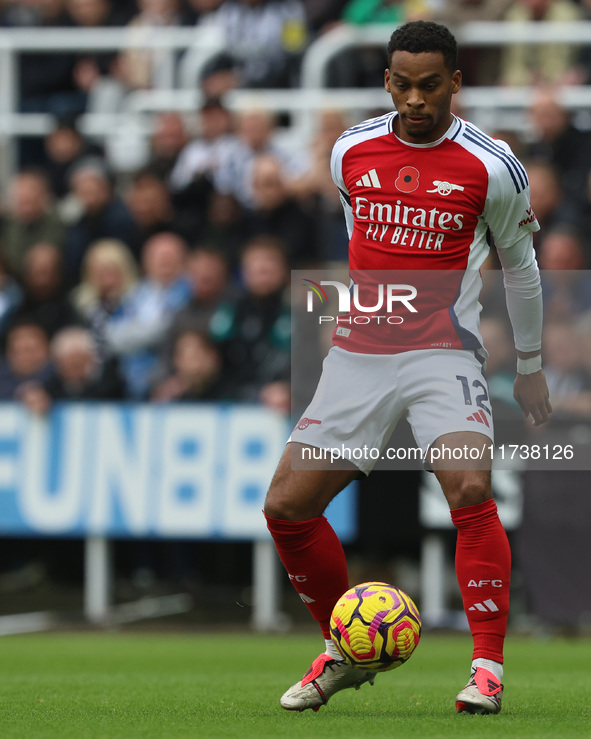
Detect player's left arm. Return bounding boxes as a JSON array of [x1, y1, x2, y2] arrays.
[[502, 240, 551, 426], [483, 151, 552, 426]]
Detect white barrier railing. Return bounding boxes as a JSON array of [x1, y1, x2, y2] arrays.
[[0, 22, 591, 184], [0, 26, 225, 187], [301, 20, 591, 88]]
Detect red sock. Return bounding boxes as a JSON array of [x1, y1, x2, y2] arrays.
[[265, 513, 349, 639], [451, 499, 511, 663]]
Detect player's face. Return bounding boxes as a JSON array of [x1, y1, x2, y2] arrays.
[[385, 51, 461, 144]]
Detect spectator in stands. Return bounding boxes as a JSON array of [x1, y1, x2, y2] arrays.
[[527, 318, 591, 420], [300, 0, 347, 37], [43, 114, 104, 200], [67, 0, 133, 107], [324, 0, 434, 88], [169, 99, 236, 237], [575, 308, 591, 402], [539, 321, 591, 417], [12, 242, 82, 338], [500, 0, 583, 87], [524, 160, 568, 248], [121, 0, 193, 91], [214, 108, 305, 210], [20, 325, 125, 414], [567, 0, 591, 84], [526, 87, 591, 215], [288, 108, 350, 261], [215, 108, 276, 202], [0, 1, 38, 26], [104, 232, 192, 398], [0, 320, 53, 400], [244, 154, 318, 265], [431, 0, 514, 85], [537, 225, 591, 323], [210, 235, 290, 406], [125, 169, 188, 257], [258, 377, 291, 413], [151, 329, 227, 401], [70, 238, 138, 361], [67, 0, 132, 27], [128, 1, 186, 32], [7, 0, 83, 135], [538, 224, 590, 272], [149, 111, 190, 182], [0, 170, 65, 279], [164, 245, 234, 356], [185, 0, 225, 24], [63, 158, 137, 283], [0, 254, 23, 345], [199, 0, 308, 95], [342, 0, 410, 25], [289, 108, 348, 201], [432, 0, 514, 24], [195, 192, 247, 269], [578, 173, 591, 243], [169, 98, 234, 196]]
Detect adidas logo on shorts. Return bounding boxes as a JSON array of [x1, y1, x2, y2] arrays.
[[466, 410, 489, 427]]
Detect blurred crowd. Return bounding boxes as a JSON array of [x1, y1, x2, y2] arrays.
[[0, 0, 590, 419]]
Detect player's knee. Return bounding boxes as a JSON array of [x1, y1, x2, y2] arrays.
[[264, 490, 296, 520], [264, 494, 314, 521], [264, 472, 306, 521], [446, 477, 491, 510]]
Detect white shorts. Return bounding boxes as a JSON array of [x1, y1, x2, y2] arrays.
[[291, 346, 494, 474]]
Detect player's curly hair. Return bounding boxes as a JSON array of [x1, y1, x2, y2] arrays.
[[387, 21, 458, 73]]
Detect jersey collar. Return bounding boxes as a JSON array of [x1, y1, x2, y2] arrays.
[[392, 114, 461, 148]]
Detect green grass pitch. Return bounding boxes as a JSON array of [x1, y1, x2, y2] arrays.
[[0, 632, 589, 738]]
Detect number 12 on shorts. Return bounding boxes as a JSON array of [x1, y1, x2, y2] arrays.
[[456, 374, 491, 416]]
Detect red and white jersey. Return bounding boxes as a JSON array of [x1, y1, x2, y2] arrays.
[[330, 113, 540, 355]]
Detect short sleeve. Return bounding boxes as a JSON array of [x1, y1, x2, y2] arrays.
[[331, 140, 354, 239]]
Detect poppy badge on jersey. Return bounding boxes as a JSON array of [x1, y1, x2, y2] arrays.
[[395, 166, 420, 193]]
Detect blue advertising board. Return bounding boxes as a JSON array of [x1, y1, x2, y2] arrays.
[[0, 403, 357, 542]]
